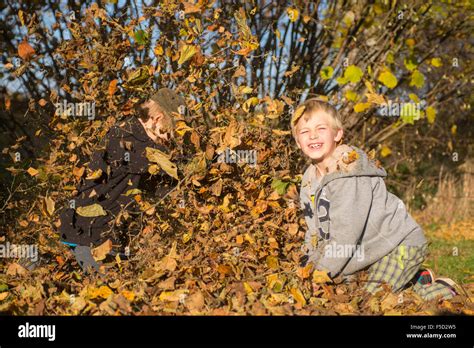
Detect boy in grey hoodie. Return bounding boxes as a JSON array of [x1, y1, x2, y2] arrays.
[[292, 98, 458, 300]]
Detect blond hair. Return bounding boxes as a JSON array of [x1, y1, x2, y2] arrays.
[[291, 98, 343, 139]]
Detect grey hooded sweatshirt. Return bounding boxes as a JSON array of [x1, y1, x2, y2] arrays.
[[300, 145, 426, 278]]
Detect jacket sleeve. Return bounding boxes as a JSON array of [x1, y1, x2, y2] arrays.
[[311, 176, 373, 278]]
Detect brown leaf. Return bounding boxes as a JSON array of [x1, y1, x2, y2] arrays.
[[92, 239, 113, 261]]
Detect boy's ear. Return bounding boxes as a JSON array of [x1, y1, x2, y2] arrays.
[[295, 137, 301, 149], [334, 128, 343, 143]]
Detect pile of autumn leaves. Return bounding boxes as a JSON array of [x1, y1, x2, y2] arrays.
[[1, 117, 472, 316]]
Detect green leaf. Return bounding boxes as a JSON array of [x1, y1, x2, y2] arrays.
[[134, 30, 149, 45], [319, 66, 334, 80], [344, 65, 364, 83], [271, 178, 289, 195], [378, 69, 397, 89], [410, 70, 425, 89]]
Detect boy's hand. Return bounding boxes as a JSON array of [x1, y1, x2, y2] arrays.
[[299, 254, 309, 267]]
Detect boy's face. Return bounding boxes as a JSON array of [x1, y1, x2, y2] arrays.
[[140, 100, 172, 141], [295, 110, 343, 163]]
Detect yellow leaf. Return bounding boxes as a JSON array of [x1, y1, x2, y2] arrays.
[[451, 124, 457, 135], [272, 129, 291, 136], [154, 44, 164, 56], [296, 263, 313, 279], [44, 196, 55, 216], [145, 147, 178, 180], [124, 188, 142, 196], [239, 86, 253, 94], [27, 167, 39, 177], [426, 106, 436, 124], [182, 232, 193, 243], [243, 282, 254, 295], [121, 290, 135, 302], [312, 270, 331, 284], [91, 239, 113, 261], [18, 10, 25, 26], [406, 38, 415, 47], [354, 102, 371, 113], [345, 90, 358, 102], [409, 70, 425, 89], [287, 7, 299, 22], [242, 97, 259, 112], [291, 105, 306, 127], [178, 44, 197, 65], [378, 68, 398, 89], [86, 168, 103, 180], [430, 58, 442, 67], [266, 255, 279, 269], [290, 287, 306, 306], [408, 93, 420, 103], [76, 203, 107, 217], [380, 145, 392, 158]]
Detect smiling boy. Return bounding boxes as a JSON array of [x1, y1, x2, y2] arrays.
[[292, 98, 458, 300]]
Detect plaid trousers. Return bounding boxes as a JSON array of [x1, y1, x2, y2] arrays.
[[364, 243, 454, 301]]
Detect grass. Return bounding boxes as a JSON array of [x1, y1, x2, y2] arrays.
[[423, 236, 474, 284]]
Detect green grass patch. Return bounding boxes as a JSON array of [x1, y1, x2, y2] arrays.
[[424, 236, 474, 284]]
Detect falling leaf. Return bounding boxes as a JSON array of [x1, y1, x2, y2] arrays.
[[145, 147, 178, 180], [178, 45, 197, 65], [76, 203, 107, 217]]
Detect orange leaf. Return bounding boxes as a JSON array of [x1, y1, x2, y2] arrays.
[[108, 79, 118, 96], [18, 39, 35, 60]]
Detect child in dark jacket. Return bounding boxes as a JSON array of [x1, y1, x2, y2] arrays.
[[292, 98, 459, 300], [58, 88, 185, 272]]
